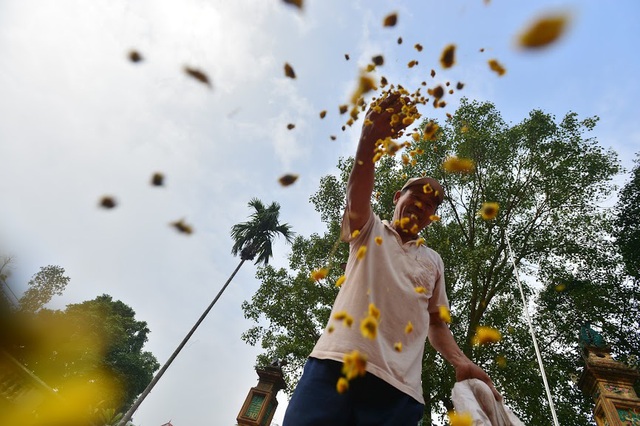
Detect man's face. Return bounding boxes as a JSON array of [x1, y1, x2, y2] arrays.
[[392, 185, 440, 236]]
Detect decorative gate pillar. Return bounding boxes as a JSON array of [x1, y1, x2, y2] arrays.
[[237, 361, 287, 426], [578, 324, 640, 425]]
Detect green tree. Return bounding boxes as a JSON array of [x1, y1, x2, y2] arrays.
[[242, 99, 635, 424], [614, 154, 640, 280], [12, 294, 159, 412], [118, 198, 294, 426], [19, 265, 70, 312]]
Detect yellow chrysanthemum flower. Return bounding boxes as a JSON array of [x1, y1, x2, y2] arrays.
[[351, 229, 361, 238], [555, 283, 566, 292], [429, 215, 440, 222], [415, 237, 425, 247], [405, 321, 414, 334], [375, 236, 383, 245], [336, 275, 346, 288], [336, 377, 349, 393], [342, 350, 368, 380], [334, 311, 348, 321], [423, 183, 433, 194], [345, 315, 354, 327], [443, 156, 475, 173], [399, 217, 411, 229], [439, 305, 451, 323], [394, 342, 403, 352], [415, 286, 426, 294], [414, 201, 423, 209], [368, 303, 380, 320], [356, 245, 367, 260], [360, 315, 378, 340], [311, 268, 329, 281], [472, 326, 502, 345], [327, 325, 335, 333], [410, 224, 419, 234], [518, 14, 569, 49], [447, 411, 473, 426], [496, 355, 507, 368], [478, 202, 499, 220]]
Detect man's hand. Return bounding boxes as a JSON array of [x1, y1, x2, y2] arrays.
[[455, 360, 503, 401], [360, 93, 414, 144]]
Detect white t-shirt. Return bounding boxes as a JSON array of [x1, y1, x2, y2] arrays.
[[310, 210, 449, 404]]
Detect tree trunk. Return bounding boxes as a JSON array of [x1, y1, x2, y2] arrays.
[[117, 258, 246, 426]]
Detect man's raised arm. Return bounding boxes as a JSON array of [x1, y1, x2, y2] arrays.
[[345, 94, 412, 232]]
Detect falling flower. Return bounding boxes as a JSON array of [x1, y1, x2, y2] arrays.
[[282, 0, 303, 9], [345, 53, 350, 60], [429, 215, 440, 222], [278, 174, 299, 186], [478, 202, 499, 220], [368, 303, 381, 320], [423, 121, 439, 140], [336, 377, 349, 393], [488, 59, 506, 76], [351, 229, 360, 238], [443, 156, 475, 173], [473, 326, 502, 345], [284, 62, 296, 78], [440, 44, 456, 68], [448, 411, 473, 426], [555, 283, 566, 292], [336, 275, 346, 287], [360, 315, 378, 340], [397, 37, 403, 44], [356, 245, 367, 260], [287, 123, 295, 130], [99, 196, 117, 209], [151, 172, 164, 186], [372, 55, 384, 66], [518, 13, 569, 49], [439, 306, 451, 323], [405, 321, 414, 334], [311, 268, 329, 281], [407, 60, 417, 68], [375, 236, 383, 245], [342, 350, 368, 380], [171, 219, 194, 235], [184, 66, 212, 87], [345, 316, 354, 327], [128, 50, 143, 63], [456, 82, 465, 90], [410, 224, 419, 234], [415, 286, 426, 294], [496, 355, 507, 368], [394, 342, 403, 352], [383, 12, 398, 27], [320, 110, 327, 118], [416, 237, 426, 247], [328, 325, 335, 333]]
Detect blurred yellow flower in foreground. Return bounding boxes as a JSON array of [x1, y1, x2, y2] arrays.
[[448, 411, 473, 426], [478, 202, 500, 220], [473, 326, 502, 345], [356, 245, 367, 260], [342, 350, 368, 380], [439, 305, 451, 323], [360, 315, 378, 340], [311, 268, 329, 281], [443, 156, 475, 173], [336, 377, 349, 393], [335, 275, 346, 287], [405, 321, 414, 334]]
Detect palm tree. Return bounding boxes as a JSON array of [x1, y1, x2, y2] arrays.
[[118, 199, 293, 426]]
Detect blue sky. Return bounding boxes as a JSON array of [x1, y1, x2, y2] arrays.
[[1, 0, 638, 424]]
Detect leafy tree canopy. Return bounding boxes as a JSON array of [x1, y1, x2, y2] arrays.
[[241, 99, 638, 424], [19, 265, 70, 312]]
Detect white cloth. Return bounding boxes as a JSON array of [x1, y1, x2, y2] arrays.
[[452, 379, 524, 426]]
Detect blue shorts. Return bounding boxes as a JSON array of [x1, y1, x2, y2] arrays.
[[283, 358, 424, 426]]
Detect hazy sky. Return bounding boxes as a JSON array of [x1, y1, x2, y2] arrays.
[[1, 0, 638, 425]]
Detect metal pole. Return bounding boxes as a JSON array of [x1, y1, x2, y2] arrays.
[[117, 259, 246, 426], [505, 234, 560, 426]]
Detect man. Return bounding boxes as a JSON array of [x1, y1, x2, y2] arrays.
[[283, 93, 500, 425]]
